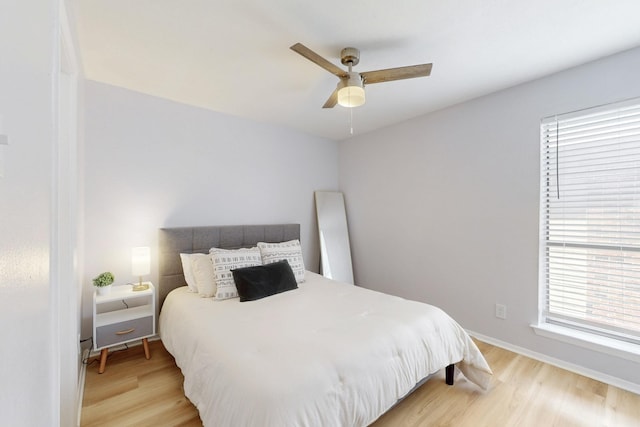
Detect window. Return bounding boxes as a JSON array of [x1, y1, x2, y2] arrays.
[[539, 98, 640, 346]]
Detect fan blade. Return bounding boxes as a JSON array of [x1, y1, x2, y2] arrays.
[[322, 89, 338, 108], [290, 43, 346, 78], [361, 63, 432, 85]]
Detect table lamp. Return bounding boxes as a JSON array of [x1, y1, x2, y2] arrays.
[[131, 246, 150, 291]]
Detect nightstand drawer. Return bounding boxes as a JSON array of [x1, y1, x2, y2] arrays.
[[95, 316, 153, 349]]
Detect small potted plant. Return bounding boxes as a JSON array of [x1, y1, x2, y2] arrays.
[[93, 272, 115, 296]]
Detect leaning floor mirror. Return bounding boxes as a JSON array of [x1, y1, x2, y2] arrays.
[[314, 191, 354, 284]]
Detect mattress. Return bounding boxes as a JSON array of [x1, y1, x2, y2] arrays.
[[159, 271, 492, 426]]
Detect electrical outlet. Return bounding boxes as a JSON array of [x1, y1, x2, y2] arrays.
[[495, 303, 507, 319]]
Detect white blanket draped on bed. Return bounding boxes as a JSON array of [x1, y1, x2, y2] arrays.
[[159, 271, 492, 427]]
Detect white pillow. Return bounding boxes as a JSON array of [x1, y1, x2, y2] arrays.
[[257, 240, 305, 283], [209, 247, 262, 300], [179, 253, 199, 293], [190, 253, 216, 298]]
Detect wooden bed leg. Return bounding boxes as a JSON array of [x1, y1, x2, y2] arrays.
[[445, 364, 455, 385]]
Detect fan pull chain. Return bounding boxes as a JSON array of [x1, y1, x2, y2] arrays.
[[350, 107, 354, 135], [348, 61, 355, 134]]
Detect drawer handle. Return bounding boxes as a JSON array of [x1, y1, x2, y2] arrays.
[[115, 328, 135, 335]]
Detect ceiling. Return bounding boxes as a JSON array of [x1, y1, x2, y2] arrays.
[[75, 0, 640, 141]]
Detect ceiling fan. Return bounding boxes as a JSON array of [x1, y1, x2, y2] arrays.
[[290, 43, 432, 109]]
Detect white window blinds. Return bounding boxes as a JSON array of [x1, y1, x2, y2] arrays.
[[540, 98, 640, 344]]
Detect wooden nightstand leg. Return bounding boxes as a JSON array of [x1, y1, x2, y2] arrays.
[[98, 348, 108, 374], [142, 338, 151, 360]]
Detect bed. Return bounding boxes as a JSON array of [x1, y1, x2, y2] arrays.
[[158, 224, 492, 426]]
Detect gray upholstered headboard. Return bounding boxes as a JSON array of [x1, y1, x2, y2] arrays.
[[158, 224, 300, 307]]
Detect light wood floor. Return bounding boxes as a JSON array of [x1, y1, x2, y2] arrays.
[[81, 339, 640, 426], [81, 340, 201, 426]]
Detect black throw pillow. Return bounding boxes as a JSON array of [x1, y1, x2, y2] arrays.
[[232, 260, 298, 302]]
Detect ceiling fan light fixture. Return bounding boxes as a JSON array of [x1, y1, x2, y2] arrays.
[[337, 72, 365, 108]]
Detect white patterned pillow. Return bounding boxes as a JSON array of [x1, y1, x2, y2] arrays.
[[179, 253, 199, 293], [209, 247, 262, 300], [257, 240, 306, 283], [190, 253, 216, 298]]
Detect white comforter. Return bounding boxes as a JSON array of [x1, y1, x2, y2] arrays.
[[159, 272, 491, 427]]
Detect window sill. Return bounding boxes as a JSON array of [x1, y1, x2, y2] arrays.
[[531, 323, 640, 363]]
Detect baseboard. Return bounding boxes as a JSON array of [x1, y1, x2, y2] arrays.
[[76, 348, 89, 427], [467, 330, 640, 395]]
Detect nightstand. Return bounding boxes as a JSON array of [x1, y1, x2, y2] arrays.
[[92, 282, 156, 373]]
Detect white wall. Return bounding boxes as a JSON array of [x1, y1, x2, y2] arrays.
[[0, 0, 72, 425], [339, 46, 640, 388], [82, 81, 339, 336]]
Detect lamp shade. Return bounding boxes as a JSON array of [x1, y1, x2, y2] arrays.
[[131, 246, 150, 277], [337, 72, 365, 108]]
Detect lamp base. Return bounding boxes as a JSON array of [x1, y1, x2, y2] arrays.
[[132, 282, 149, 292]]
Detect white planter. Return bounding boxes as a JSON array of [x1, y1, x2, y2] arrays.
[[97, 285, 112, 296]]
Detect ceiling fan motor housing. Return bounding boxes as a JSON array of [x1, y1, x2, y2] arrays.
[[340, 72, 364, 89]]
